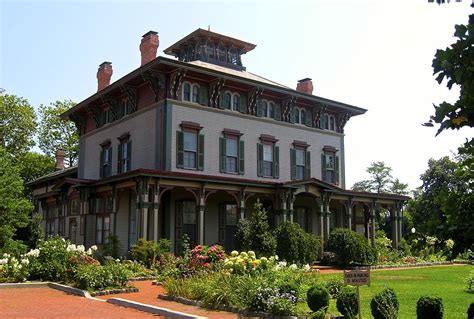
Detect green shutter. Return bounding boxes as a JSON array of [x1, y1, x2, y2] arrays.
[[305, 151, 311, 179], [127, 141, 132, 172], [99, 149, 104, 178], [199, 86, 208, 106], [219, 137, 226, 173], [274, 103, 282, 121], [117, 144, 123, 173], [305, 110, 313, 127], [274, 146, 280, 179], [335, 156, 339, 185], [256, 99, 263, 117], [176, 131, 184, 169], [108, 147, 112, 177], [239, 94, 247, 113], [175, 201, 183, 255], [218, 204, 226, 244], [257, 143, 263, 177], [238, 140, 245, 175], [198, 134, 205, 171], [321, 154, 327, 182], [218, 90, 225, 109], [290, 148, 296, 180], [289, 108, 296, 123]]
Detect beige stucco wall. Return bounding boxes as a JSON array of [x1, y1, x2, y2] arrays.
[[170, 102, 345, 185]]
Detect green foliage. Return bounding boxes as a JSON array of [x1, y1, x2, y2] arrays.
[[307, 285, 330, 313], [0, 253, 30, 283], [236, 200, 276, 257], [468, 302, 474, 319], [101, 235, 121, 259], [274, 222, 321, 265], [327, 228, 377, 266], [336, 286, 359, 319], [75, 261, 132, 291], [465, 271, 474, 292], [371, 288, 399, 319], [416, 296, 444, 319], [0, 147, 32, 252], [17, 152, 55, 186], [37, 100, 79, 166], [351, 161, 408, 195], [129, 238, 171, 268], [324, 277, 344, 299], [0, 89, 37, 157]]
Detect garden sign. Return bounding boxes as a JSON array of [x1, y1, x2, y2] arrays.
[[344, 269, 371, 319]]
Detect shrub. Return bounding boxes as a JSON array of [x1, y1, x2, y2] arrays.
[[101, 235, 121, 258], [370, 288, 399, 319], [75, 261, 132, 291], [274, 222, 321, 265], [130, 238, 171, 268], [416, 296, 443, 319], [336, 287, 359, 319], [223, 250, 275, 274], [324, 277, 344, 298], [0, 253, 30, 282], [236, 200, 276, 257], [327, 228, 377, 266], [190, 244, 225, 269], [465, 271, 474, 292], [468, 302, 474, 319], [307, 285, 330, 313]]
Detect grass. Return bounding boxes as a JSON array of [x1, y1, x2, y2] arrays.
[[321, 265, 473, 319]]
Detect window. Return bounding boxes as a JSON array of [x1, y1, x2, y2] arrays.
[[301, 109, 306, 125], [183, 83, 191, 101], [321, 114, 329, 130], [218, 45, 226, 62], [293, 108, 300, 124], [295, 207, 308, 231], [118, 136, 131, 173], [296, 149, 305, 179], [192, 84, 200, 103], [263, 144, 273, 177], [257, 136, 279, 178], [268, 102, 275, 118], [220, 130, 244, 174], [291, 142, 310, 180], [183, 201, 196, 224], [226, 138, 238, 173], [175, 200, 198, 253], [224, 92, 232, 109], [206, 42, 215, 59], [183, 131, 197, 169], [229, 48, 238, 64], [218, 203, 238, 250], [232, 94, 240, 111], [100, 144, 112, 178], [321, 147, 339, 184], [329, 115, 336, 131], [69, 199, 79, 216], [262, 101, 268, 117], [96, 215, 110, 245]]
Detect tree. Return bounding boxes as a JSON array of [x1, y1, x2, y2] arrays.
[[351, 161, 406, 194], [38, 100, 79, 167], [390, 178, 409, 195], [17, 152, 55, 185], [0, 89, 37, 157], [0, 147, 32, 252]]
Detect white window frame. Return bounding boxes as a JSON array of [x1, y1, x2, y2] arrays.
[[232, 93, 240, 111], [192, 84, 200, 103], [182, 81, 192, 102]]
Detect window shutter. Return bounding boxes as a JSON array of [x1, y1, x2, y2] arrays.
[[108, 147, 112, 177], [117, 144, 123, 174], [238, 140, 245, 175], [218, 91, 225, 109], [335, 156, 340, 185], [256, 99, 263, 117], [305, 151, 311, 179], [274, 103, 282, 121], [239, 94, 247, 114], [289, 108, 296, 123], [218, 204, 226, 244], [176, 131, 184, 169], [274, 146, 280, 178], [219, 137, 226, 173], [199, 86, 208, 106], [175, 201, 183, 255], [290, 148, 296, 180], [99, 149, 104, 178], [307, 208, 313, 233], [198, 134, 205, 171], [257, 143, 263, 177], [321, 154, 327, 182], [305, 110, 313, 127], [126, 141, 132, 172]]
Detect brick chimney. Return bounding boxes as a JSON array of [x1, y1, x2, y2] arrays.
[[97, 62, 113, 92], [55, 149, 65, 171], [296, 78, 313, 95], [140, 31, 159, 66]]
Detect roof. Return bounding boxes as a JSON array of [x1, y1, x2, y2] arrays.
[[26, 166, 78, 186], [164, 28, 257, 56]]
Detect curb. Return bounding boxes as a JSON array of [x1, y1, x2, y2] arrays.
[[47, 282, 105, 301], [107, 298, 207, 319], [0, 282, 49, 289]]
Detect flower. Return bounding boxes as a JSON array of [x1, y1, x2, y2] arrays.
[[0, 258, 7, 265], [303, 264, 311, 272], [231, 250, 239, 257], [77, 245, 85, 252], [21, 259, 29, 266], [289, 264, 297, 270], [90, 245, 98, 251]]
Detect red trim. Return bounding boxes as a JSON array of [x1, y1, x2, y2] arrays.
[[223, 128, 243, 137], [100, 139, 111, 147], [293, 140, 309, 148], [260, 134, 278, 143], [323, 145, 337, 153], [180, 121, 203, 131], [118, 132, 130, 141]]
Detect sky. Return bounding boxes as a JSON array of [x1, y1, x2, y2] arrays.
[[1, 0, 473, 190]]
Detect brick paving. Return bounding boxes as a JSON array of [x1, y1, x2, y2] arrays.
[[97, 280, 239, 319], [0, 286, 161, 318]]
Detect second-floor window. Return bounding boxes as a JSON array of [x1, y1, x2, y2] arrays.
[[100, 143, 112, 178], [257, 136, 279, 178], [219, 130, 244, 175], [118, 136, 131, 173], [184, 131, 197, 169], [176, 122, 204, 171], [321, 147, 339, 185]]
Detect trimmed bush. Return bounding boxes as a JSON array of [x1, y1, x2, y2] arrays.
[[370, 288, 399, 319], [336, 287, 359, 319], [130, 238, 171, 268], [324, 277, 344, 298], [467, 302, 474, 319], [327, 228, 377, 266], [416, 296, 443, 319], [307, 285, 330, 313], [274, 222, 321, 265]]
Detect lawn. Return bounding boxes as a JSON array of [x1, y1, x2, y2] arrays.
[[322, 265, 473, 319]]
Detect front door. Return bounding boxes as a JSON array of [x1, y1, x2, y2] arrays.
[[69, 218, 77, 244], [219, 203, 238, 251], [175, 200, 197, 255]]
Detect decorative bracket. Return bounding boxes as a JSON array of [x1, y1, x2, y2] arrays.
[[102, 96, 119, 121], [69, 113, 87, 135], [313, 103, 327, 128], [337, 111, 352, 133], [248, 87, 264, 115], [209, 78, 225, 107], [169, 68, 187, 99], [282, 96, 297, 121], [143, 70, 166, 102], [87, 106, 102, 128], [121, 85, 138, 113]]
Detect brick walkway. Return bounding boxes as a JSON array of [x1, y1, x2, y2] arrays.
[[0, 286, 161, 318], [98, 280, 238, 319]]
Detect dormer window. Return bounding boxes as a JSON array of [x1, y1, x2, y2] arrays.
[[183, 83, 191, 101], [206, 42, 215, 59], [192, 84, 200, 103], [262, 101, 268, 117], [232, 94, 240, 111], [218, 44, 226, 62], [224, 92, 232, 109], [329, 115, 336, 131], [301, 109, 306, 125], [269, 102, 275, 118], [321, 114, 329, 130]]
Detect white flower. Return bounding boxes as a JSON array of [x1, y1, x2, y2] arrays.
[[26, 249, 40, 257], [90, 245, 98, 251], [0, 258, 7, 265], [86, 249, 92, 255], [303, 264, 311, 272], [289, 264, 297, 270], [77, 245, 85, 252], [21, 259, 29, 266], [275, 255, 279, 261], [66, 244, 77, 252]]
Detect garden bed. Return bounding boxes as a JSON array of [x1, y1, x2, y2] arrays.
[[90, 286, 139, 297]]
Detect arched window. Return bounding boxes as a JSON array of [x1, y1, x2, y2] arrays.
[[192, 84, 200, 103], [262, 101, 268, 117], [183, 83, 191, 102], [268, 102, 275, 118], [232, 94, 240, 111], [300, 109, 306, 125], [224, 92, 232, 109], [322, 114, 329, 129], [206, 42, 215, 59], [294, 108, 300, 124], [329, 115, 335, 131]]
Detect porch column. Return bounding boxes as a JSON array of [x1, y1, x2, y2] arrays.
[[370, 203, 376, 247], [239, 197, 246, 220], [398, 205, 403, 242], [136, 178, 149, 240], [346, 199, 353, 231], [391, 206, 399, 248], [198, 193, 205, 245], [319, 200, 325, 254], [289, 195, 294, 223], [325, 201, 331, 240], [282, 199, 287, 223], [153, 185, 160, 242]]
